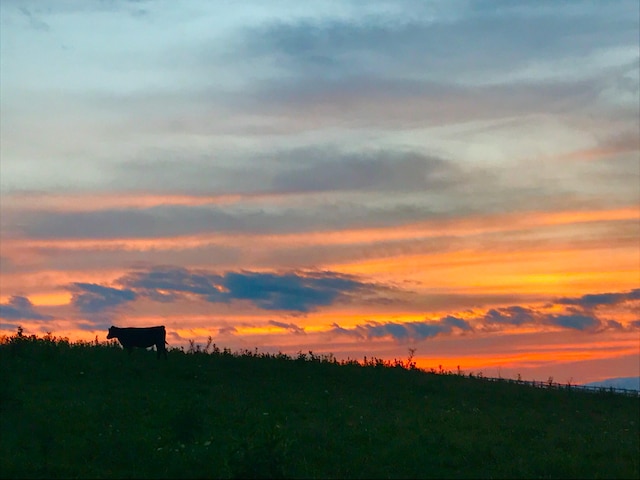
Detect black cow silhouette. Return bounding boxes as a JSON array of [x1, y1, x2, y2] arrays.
[[107, 325, 168, 359]]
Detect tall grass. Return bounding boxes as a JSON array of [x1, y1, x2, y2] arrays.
[[1, 328, 638, 479]]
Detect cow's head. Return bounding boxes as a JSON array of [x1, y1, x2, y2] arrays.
[[106, 326, 116, 339]]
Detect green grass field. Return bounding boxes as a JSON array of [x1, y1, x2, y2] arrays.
[[1, 330, 638, 479]]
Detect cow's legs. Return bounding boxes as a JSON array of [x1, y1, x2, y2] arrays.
[[156, 343, 168, 359]]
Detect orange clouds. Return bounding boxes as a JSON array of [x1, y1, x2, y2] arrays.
[[1, 197, 637, 387]]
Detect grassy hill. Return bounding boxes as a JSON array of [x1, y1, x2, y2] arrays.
[[1, 330, 638, 479]]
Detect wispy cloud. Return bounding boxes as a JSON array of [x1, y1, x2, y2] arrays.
[[328, 288, 640, 342], [483, 306, 537, 326], [556, 289, 640, 309], [0, 296, 53, 320], [68, 283, 136, 313], [17, 6, 51, 32], [268, 320, 305, 335], [331, 315, 473, 342], [239, 8, 635, 84], [271, 149, 459, 194], [117, 266, 380, 312], [550, 313, 600, 331], [480, 295, 640, 332]]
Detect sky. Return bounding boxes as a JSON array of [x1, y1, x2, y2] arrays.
[[0, 0, 638, 385]]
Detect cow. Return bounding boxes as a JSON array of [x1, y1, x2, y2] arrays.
[[107, 325, 168, 359]]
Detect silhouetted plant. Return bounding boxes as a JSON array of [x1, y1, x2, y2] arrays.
[[204, 336, 213, 354]]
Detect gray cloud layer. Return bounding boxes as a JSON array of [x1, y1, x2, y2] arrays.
[[11, 140, 599, 243], [116, 266, 377, 313], [236, 6, 635, 89], [328, 288, 640, 342], [213, 3, 638, 131], [329, 315, 473, 342], [0, 296, 53, 320], [556, 289, 640, 309], [69, 283, 137, 314], [2, 0, 637, 194]]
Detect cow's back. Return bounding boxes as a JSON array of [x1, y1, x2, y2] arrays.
[[108, 326, 167, 358]]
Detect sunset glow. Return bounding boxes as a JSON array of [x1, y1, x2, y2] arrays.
[[1, 0, 638, 386]]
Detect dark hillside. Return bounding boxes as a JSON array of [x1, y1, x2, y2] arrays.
[[1, 332, 638, 479]]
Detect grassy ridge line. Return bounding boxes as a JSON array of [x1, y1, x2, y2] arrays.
[[183, 334, 640, 397], [1, 331, 639, 479], [172, 335, 640, 397]]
